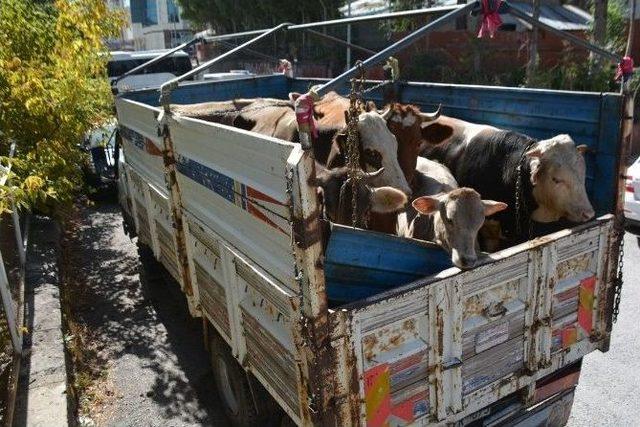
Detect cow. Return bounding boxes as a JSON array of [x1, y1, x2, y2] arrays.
[[383, 103, 448, 187], [397, 157, 508, 269], [311, 163, 408, 229], [420, 116, 595, 246]]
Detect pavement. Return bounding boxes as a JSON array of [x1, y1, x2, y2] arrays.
[[567, 229, 640, 426], [14, 216, 70, 427], [61, 202, 227, 426]]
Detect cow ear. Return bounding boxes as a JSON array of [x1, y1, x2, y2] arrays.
[[365, 100, 377, 112], [421, 123, 453, 146], [288, 92, 302, 103], [525, 147, 542, 185], [482, 200, 508, 216], [576, 144, 589, 155], [370, 187, 408, 213], [412, 196, 440, 215], [525, 146, 542, 158]]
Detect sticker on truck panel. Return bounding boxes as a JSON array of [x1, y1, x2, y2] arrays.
[[120, 126, 162, 156], [389, 387, 429, 426], [364, 364, 391, 427], [577, 276, 596, 334], [174, 154, 289, 235]]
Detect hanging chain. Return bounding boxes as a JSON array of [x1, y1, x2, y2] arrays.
[[362, 56, 399, 95], [612, 221, 625, 323], [515, 140, 537, 240], [346, 61, 366, 228]]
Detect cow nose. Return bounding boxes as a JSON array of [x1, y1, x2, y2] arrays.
[[582, 209, 595, 221], [455, 255, 477, 270]]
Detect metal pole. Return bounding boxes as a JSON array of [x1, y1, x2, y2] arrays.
[[504, 1, 622, 63], [201, 5, 461, 44], [347, 0, 352, 69], [314, 2, 474, 96], [0, 252, 20, 354], [305, 29, 375, 55], [159, 23, 290, 107], [289, 4, 460, 30]]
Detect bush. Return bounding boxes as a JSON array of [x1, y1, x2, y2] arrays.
[[0, 0, 123, 215]]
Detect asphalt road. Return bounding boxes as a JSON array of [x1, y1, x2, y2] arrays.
[[63, 202, 227, 426], [567, 230, 640, 426], [65, 200, 639, 426]]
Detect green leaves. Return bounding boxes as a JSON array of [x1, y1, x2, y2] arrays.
[[0, 0, 124, 215]]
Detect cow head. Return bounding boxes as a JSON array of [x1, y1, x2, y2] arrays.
[[383, 104, 444, 185], [354, 110, 413, 195], [412, 188, 507, 269], [525, 134, 594, 223], [311, 164, 408, 227]]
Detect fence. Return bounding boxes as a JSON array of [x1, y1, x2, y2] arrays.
[[0, 141, 27, 426]]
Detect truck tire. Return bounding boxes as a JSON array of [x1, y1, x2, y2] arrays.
[[209, 333, 280, 426]]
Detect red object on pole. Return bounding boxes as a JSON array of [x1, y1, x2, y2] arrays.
[[477, 0, 503, 38], [295, 93, 318, 139], [615, 56, 634, 82]]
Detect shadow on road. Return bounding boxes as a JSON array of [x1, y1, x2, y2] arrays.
[[61, 200, 227, 425]]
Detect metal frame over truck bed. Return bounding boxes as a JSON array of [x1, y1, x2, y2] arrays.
[[114, 3, 631, 425]]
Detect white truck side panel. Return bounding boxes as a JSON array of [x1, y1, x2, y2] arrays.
[[116, 99, 166, 191], [342, 217, 614, 427], [168, 114, 298, 292]]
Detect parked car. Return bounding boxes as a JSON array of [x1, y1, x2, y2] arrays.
[[625, 156, 640, 227], [107, 49, 193, 93]]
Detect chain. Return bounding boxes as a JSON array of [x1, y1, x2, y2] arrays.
[[361, 56, 399, 95], [346, 61, 366, 228], [612, 222, 625, 323], [515, 140, 537, 240]]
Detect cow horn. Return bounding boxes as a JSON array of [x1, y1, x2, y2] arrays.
[[363, 167, 385, 181], [377, 107, 393, 120], [419, 104, 442, 122]]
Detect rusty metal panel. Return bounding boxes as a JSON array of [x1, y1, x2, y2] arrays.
[[341, 216, 615, 426], [194, 261, 230, 338], [134, 199, 151, 246], [155, 221, 181, 282], [241, 309, 300, 416]]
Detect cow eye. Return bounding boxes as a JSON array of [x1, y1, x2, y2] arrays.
[[552, 177, 562, 184]]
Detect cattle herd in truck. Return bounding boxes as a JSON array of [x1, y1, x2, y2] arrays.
[[170, 90, 595, 269]]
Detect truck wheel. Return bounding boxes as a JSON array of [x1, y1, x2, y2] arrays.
[[209, 334, 279, 426]]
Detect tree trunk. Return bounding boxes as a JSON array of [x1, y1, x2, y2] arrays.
[[526, 0, 540, 82], [593, 0, 608, 46]]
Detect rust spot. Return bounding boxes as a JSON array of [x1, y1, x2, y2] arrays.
[[292, 209, 322, 249], [403, 318, 417, 331], [363, 334, 378, 362]]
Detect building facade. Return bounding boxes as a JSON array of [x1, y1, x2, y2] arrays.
[[125, 0, 193, 50]]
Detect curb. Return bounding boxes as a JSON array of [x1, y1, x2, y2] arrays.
[[14, 216, 70, 427]]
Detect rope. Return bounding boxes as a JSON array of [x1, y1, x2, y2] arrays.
[[616, 56, 634, 82], [478, 0, 503, 38]]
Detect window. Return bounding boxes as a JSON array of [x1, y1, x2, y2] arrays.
[[167, 0, 179, 23], [144, 0, 158, 26]]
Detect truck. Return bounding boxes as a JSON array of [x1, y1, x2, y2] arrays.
[[113, 5, 630, 425]]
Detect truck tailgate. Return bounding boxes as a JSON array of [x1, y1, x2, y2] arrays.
[[332, 216, 614, 426]]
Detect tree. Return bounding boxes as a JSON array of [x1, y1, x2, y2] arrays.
[[0, 0, 123, 214], [177, 0, 341, 32]]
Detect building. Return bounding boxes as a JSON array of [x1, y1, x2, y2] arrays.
[[337, 0, 593, 81], [127, 0, 193, 50]]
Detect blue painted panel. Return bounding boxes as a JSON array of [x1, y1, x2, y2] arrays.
[[324, 225, 452, 302], [289, 78, 621, 215], [121, 75, 289, 106], [121, 76, 621, 304]]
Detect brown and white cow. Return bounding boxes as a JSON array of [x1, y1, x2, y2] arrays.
[[311, 163, 408, 228], [420, 116, 595, 245], [397, 157, 507, 269]]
